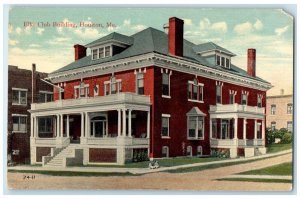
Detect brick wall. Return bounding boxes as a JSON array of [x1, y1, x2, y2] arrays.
[[89, 148, 117, 163]]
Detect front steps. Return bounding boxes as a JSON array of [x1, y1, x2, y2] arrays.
[[43, 144, 83, 168]]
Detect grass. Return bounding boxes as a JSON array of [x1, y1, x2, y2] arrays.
[[267, 143, 292, 153], [165, 154, 284, 173], [8, 169, 136, 177], [238, 162, 293, 176], [217, 178, 292, 183], [77, 157, 222, 168]]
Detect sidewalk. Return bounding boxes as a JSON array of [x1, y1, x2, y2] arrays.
[[8, 149, 292, 175], [222, 174, 292, 180]]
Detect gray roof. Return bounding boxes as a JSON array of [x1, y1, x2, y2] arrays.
[[52, 27, 268, 84], [193, 42, 236, 56], [85, 32, 134, 47]]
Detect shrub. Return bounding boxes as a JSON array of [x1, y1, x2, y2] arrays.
[[281, 132, 293, 144]]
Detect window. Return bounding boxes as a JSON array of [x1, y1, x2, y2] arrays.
[[257, 123, 262, 139], [161, 115, 170, 137], [38, 91, 53, 103], [38, 117, 52, 133], [216, 55, 220, 65], [162, 73, 170, 96], [221, 57, 225, 67], [287, 121, 293, 132], [212, 119, 218, 138], [225, 58, 230, 68], [92, 49, 98, 60], [186, 146, 192, 156], [287, 103, 293, 114], [188, 116, 204, 139], [105, 46, 111, 57], [94, 85, 99, 96], [241, 93, 247, 105], [137, 73, 144, 95], [74, 82, 89, 98], [221, 119, 230, 139], [216, 85, 222, 104], [271, 104, 276, 115], [257, 95, 262, 107], [12, 115, 27, 132], [197, 146, 203, 156], [229, 93, 235, 104], [271, 122, 276, 131], [188, 79, 204, 102], [104, 76, 122, 95], [98, 47, 104, 58], [12, 88, 27, 105], [162, 146, 169, 158]]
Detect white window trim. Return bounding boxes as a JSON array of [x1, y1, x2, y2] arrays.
[[161, 68, 172, 98], [74, 83, 90, 98], [287, 103, 293, 115], [12, 88, 28, 106], [94, 85, 99, 96], [216, 53, 231, 69], [39, 91, 53, 94], [92, 45, 112, 60], [104, 77, 122, 96], [135, 69, 146, 95], [188, 80, 204, 103], [221, 119, 230, 139], [186, 146, 193, 156], [12, 114, 27, 133], [187, 115, 205, 140], [271, 104, 276, 115], [197, 146, 203, 157], [257, 123, 262, 139], [38, 116, 53, 134], [161, 114, 170, 138], [216, 82, 223, 104]]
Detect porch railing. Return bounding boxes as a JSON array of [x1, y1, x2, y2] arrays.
[[209, 103, 265, 114]]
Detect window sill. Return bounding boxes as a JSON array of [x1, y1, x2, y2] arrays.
[[187, 137, 204, 140], [188, 99, 204, 103], [12, 131, 27, 133], [162, 95, 171, 99], [161, 136, 171, 139], [12, 103, 27, 106]]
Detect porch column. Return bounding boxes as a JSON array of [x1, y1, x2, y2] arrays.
[[147, 110, 150, 139], [234, 117, 238, 139], [81, 113, 85, 138], [35, 116, 38, 138], [85, 112, 89, 138], [122, 108, 127, 136], [30, 116, 34, 137], [254, 119, 257, 140], [209, 118, 212, 139], [60, 114, 63, 137], [243, 118, 247, 140], [262, 119, 265, 140], [66, 115, 70, 138], [56, 115, 59, 137], [128, 109, 132, 137], [118, 109, 121, 137]]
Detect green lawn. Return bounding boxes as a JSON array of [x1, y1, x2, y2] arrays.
[[238, 162, 293, 176], [217, 178, 292, 183], [8, 169, 136, 177], [267, 143, 292, 153]]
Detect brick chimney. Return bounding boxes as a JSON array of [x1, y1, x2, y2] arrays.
[[247, 48, 256, 77], [74, 44, 87, 61], [32, 63, 37, 103], [168, 17, 184, 57]]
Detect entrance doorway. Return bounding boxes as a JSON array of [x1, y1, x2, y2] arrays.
[[91, 116, 107, 137]]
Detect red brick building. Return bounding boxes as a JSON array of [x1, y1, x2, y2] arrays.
[[8, 64, 53, 164], [29, 17, 272, 166]]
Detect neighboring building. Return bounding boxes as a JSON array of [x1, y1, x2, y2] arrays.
[[8, 64, 53, 164], [29, 17, 272, 166], [266, 93, 293, 132]]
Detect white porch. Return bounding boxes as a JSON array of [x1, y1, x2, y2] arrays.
[[29, 92, 151, 165]]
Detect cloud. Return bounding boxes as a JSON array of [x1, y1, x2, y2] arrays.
[[234, 21, 253, 35], [131, 24, 147, 32], [254, 19, 263, 30], [9, 39, 19, 46], [47, 37, 72, 45], [211, 22, 227, 33], [123, 19, 131, 26], [275, 25, 289, 36], [36, 28, 45, 35], [29, 44, 41, 48], [16, 27, 22, 34], [183, 18, 193, 26], [199, 18, 227, 33], [74, 28, 104, 39]]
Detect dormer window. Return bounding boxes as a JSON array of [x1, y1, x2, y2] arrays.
[[91, 45, 112, 60], [216, 54, 231, 69]]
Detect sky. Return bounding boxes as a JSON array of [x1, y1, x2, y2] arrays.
[[8, 6, 294, 96]]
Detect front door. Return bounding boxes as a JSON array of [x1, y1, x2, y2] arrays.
[[94, 121, 104, 137]]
